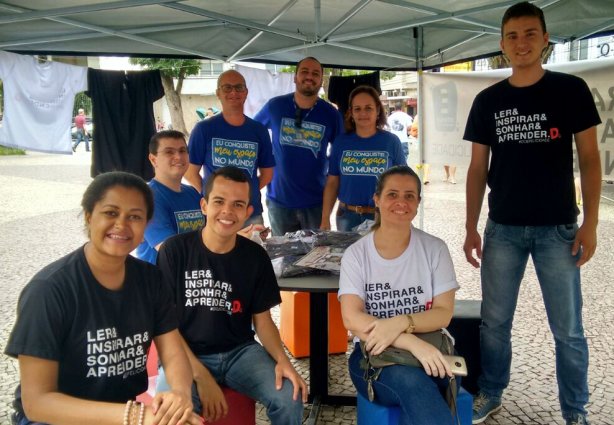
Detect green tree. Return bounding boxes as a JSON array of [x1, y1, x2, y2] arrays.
[[130, 58, 201, 136]]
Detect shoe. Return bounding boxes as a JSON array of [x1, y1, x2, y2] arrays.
[[443, 177, 449, 183], [424, 180, 430, 185], [472, 392, 502, 424], [72, 145, 76, 152], [449, 178, 457, 184], [566, 414, 590, 425]]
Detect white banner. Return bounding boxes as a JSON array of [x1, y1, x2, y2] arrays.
[[422, 57, 614, 178]]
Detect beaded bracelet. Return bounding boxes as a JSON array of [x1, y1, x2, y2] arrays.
[[123, 400, 133, 425], [138, 401, 145, 425], [130, 401, 139, 425]]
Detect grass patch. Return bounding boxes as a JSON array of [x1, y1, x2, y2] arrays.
[[0, 145, 26, 155]]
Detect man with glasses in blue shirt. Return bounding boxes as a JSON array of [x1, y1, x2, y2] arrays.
[[255, 57, 344, 235], [185, 70, 275, 226]]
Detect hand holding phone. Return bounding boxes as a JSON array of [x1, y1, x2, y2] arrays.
[[443, 355, 468, 376]]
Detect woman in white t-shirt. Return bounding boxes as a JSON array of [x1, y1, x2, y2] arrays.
[[338, 165, 459, 425]]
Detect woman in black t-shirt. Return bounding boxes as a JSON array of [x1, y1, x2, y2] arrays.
[[6, 172, 203, 425]]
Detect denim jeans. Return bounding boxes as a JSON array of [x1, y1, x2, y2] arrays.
[[336, 206, 374, 231], [349, 344, 455, 425], [157, 341, 303, 425], [266, 198, 322, 236], [73, 129, 90, 151], [478, 219, 588, 420]]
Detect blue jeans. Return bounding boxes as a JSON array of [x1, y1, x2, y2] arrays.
[[266, 198, 322, 236], [478, 219, 588, 420], [73, 129, 90, 151], [157, 341, 303, 425], [336, 206, 374, 231], [349, 344, 455, 425]]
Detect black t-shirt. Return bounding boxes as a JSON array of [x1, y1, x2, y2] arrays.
[[463, 70, 601, 225], [329, 72, 381, 118], [5, 247, 177, 412], [87, 69, 164, 180], [157, 230, 281, 355]]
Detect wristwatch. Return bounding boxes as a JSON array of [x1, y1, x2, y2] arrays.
[[405, 314, 416, 333]]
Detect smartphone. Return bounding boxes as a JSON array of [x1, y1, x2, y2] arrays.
[[443, 355, 468, 376]]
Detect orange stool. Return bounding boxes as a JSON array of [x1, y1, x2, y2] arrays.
[[279, 291, 348, 358]]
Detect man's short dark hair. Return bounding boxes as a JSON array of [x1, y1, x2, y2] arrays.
[[501, 1, 547, 36], [296, 57, 323, 74], [204, 166, 252, 205], [149, 130, 186, 154]]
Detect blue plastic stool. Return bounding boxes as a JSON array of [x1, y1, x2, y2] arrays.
[[357, 386, 473, 425]]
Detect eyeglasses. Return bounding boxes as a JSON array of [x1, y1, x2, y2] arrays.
[[294, 107, 303, 128], [218, 84, 247, 93]]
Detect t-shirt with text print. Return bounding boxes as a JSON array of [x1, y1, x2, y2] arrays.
[[157, 230, 281, 355], [188, 114, 274, 216], [329, 130, 406, 207], [5, 247, 177, 415], [463, 70, 601, 225], [338, 228, 459, 343]]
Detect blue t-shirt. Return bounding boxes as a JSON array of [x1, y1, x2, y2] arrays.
[[254, 93, 344, 209], [329, 130, 406, 206], [188, 114, 275, 215], [136, 179, 204, 264]]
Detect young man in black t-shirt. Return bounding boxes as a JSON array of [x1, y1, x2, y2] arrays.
[[157, 166, 307, 424], [463, 3, 601, 425]]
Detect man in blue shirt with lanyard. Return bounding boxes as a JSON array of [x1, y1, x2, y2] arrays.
[[255, 57, 344, 236]]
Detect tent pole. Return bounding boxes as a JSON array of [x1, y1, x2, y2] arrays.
[[416, 25, 425, 229]]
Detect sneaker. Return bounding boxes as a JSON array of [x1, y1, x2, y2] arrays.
[[472, 392, 502, 424], [566, 414, 590, 425], [449, 178, 457, 184]]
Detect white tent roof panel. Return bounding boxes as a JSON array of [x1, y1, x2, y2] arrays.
[[1, 0, 613, 69]]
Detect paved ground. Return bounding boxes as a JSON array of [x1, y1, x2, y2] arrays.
[[0, 149, 613, 424]]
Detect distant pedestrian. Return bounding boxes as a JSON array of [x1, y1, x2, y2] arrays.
[[72, 108, 90, 152]]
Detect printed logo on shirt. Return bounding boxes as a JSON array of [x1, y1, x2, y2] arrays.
[[494, 108, 560, 144], [174, 209, 205, 233], [85, 327, 149, 379], [364, 282, 430, 318], [390, 119, 404, 132], [279, 117, 325, 157], [183, 268, 236, 313], [212, 138, 258, 175], [340, 150, 389, 176]]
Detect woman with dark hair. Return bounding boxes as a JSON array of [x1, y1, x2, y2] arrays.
[[320, 85, 406, 231], [338, 165, 459, 424], [6, 172, 203, 425]]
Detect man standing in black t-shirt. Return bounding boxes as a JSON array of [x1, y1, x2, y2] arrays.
[[462, 3, 601, 425], [157, 166, 307, 424]]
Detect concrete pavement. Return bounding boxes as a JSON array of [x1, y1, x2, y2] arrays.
[[0, 150, 612, 424]]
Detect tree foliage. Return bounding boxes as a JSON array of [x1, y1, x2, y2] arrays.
[[129, 58, 201, 136]]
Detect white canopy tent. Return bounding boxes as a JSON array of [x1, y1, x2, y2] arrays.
[[1, 0, 613, 70]]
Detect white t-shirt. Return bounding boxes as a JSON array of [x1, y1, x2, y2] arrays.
[[0, 51, 87, 154], [236, 65, 294, 118], [338, 227, 458, 319], [387, 111, 413, 144]]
